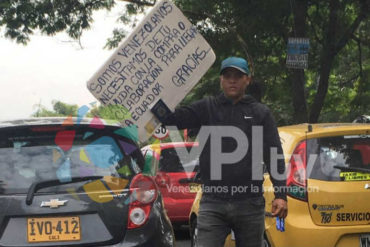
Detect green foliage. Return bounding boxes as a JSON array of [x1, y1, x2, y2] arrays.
[[0, 0, 115, 44], [104, 28, 127, 49], [104, 1, 150, 49], [4, 0, 370, 125], [88, 104, 131, 122], [32, 106, 60, 117], [32, 100, 78, 117], [52, 100, 78, 116], [174, 0, 369, 124]]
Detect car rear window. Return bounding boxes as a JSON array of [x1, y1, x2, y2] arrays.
[[0, 126, 143, 194], [159, 147, 199, 173], [307, 134, 370, 181]]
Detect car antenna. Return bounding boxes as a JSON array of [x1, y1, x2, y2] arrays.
[[307, 124, 312, 133]]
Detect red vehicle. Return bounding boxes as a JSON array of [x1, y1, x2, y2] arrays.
[[141, 142, 199, 226]]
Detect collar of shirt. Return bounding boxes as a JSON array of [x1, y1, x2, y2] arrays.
[[218, 93, 255, 105]]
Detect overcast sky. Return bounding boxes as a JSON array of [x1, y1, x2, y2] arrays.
[[0, 2, 129, 120]]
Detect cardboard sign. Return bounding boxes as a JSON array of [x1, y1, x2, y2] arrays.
[[87, 0, 216, 143]]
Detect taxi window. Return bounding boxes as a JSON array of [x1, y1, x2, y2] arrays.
[[307, 135, 370, 181]]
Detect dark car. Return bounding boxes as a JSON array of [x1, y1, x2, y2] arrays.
[[0, 118, 174, 247]]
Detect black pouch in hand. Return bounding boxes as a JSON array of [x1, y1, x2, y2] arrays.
[[151, 99, 172, 123]]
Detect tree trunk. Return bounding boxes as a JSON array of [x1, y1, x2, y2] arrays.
[[309, 57, 335, 123], [291, 70, 308, 123], [309, 0, 368, 122], [290, 0, 308, 123], [309, 0, 339, 123]]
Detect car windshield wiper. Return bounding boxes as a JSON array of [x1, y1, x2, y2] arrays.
[[333, 165, 370, 174], [26, 176, 103, 205]]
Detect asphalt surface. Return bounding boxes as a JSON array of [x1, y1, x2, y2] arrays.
[[174, 226, 191, 247]]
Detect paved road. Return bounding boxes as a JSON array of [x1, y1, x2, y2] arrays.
[[174, 226, 191, 247]]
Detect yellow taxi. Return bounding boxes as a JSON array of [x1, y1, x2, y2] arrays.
[[189, 123, 370, 247]]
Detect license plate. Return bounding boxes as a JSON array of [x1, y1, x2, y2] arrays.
[[27, 216, 80, 242], [360, 234, 370, 247]]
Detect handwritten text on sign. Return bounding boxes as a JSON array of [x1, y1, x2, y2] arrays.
[[87, 0, 215, 142]]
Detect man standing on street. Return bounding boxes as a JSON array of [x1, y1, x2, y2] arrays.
[[162, 57, 288, 247]]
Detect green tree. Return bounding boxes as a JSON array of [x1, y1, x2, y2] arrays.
[[32, 100, 131, 123], [88, 104, 131, 121], [32, 100, 78, 117], [0, 0, 115, 44], [3, 0, 369, 124], [172, 0, 369, 123]]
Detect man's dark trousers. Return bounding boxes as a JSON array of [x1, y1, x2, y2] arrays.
[[196, 194, 265, 247]]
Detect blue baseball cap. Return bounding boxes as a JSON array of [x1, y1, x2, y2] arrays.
[[220, 57, 250, 75]]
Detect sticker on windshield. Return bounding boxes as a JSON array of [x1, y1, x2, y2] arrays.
[[340, 172, 370, 181]]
